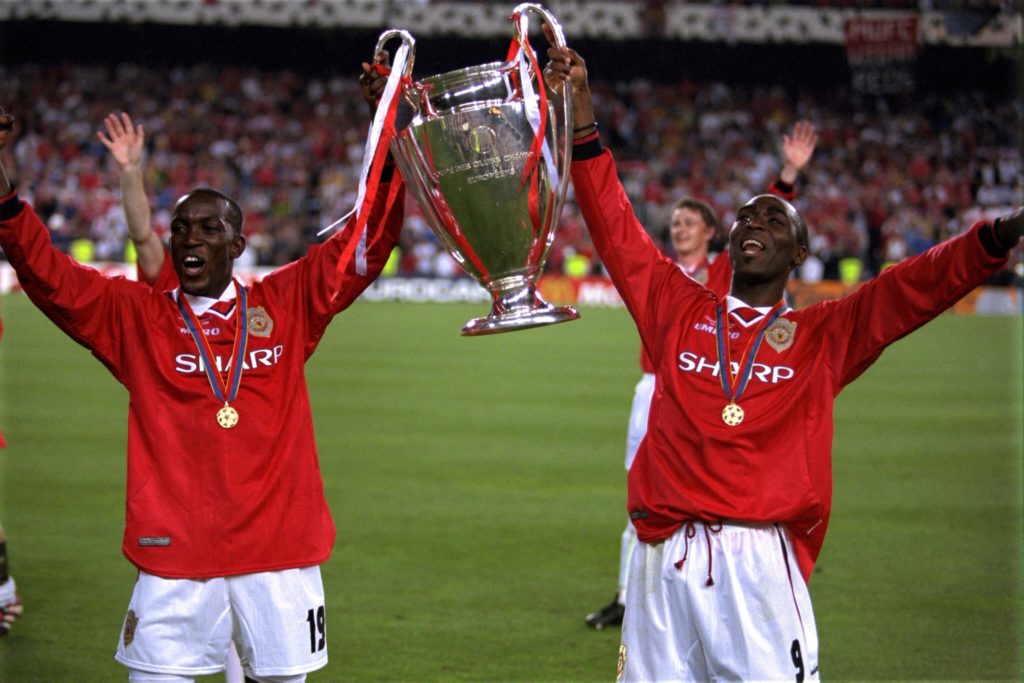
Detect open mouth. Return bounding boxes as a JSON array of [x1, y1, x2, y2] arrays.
[[741, 238, 766, 254], [181, 254, 206, 277]]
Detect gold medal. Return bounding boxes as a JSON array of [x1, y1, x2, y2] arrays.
[[715, 302, 785, 430], [216, 404, 239, 429], [722, 402, 744, 426]]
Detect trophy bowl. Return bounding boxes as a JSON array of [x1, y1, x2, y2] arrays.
[[379, 4, 579, 335]]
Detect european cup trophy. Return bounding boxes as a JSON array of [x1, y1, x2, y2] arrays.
[[376, 3, 579, 335]]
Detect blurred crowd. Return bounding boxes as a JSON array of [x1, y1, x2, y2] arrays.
[[0, 61, 1019, 283]]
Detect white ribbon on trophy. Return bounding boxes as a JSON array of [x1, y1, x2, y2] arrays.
[[319, 36, 412, 276]]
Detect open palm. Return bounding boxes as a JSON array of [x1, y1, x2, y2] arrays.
[[97, 112, 144, 169]]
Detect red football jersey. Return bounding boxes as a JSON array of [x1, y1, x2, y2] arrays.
[[640, 251, 732, 374], [0, 180, 405, 579], [574, 148, 1007, 581], [638, 179, 792, 374]]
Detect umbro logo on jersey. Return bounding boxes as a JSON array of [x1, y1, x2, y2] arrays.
[[694, 318, 740, 339], [178, 326, 221, 337], [677, 351, 795, 384]]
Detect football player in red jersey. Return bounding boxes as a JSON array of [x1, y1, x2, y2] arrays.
[[547, 39, 1021, 681], [586, 122, 818, 631], [0, 67, 405, 681]]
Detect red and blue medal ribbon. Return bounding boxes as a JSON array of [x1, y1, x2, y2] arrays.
[[715, 302, 785, 406], [177, 283, 249, 406]]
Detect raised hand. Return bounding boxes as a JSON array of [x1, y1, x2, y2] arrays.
[[782, 121, 818, 174], [97, 112, 145, 171], [540, 24, 595, 134], [360, 50, 391, 112]]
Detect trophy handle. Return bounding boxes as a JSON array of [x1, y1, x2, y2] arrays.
[[373, 29, 416, 78], [511, 2, 567, 49], [508, 2, 572, 278], [508, 2, 572, 163]]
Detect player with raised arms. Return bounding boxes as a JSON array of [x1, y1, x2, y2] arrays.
[[586, 121, 819, 630], [545, 33, 1022, 681], [0, 63, 404, 682]]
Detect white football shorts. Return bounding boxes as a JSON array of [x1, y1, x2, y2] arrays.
[[115, 566, 328, 678], [620, 522, 819, 682], [625, 373, 656, 470]]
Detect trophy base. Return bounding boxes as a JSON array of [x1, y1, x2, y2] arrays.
[[461, 305, 580, 336]]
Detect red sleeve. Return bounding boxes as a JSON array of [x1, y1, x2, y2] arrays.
[[259, 173, 406, 357], [571, 148, 711, 367], [0, 195, 136, 377], [767, 178, 797, 202], [821, 221, 1009, 389]]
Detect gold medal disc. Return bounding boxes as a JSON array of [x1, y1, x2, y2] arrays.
[[216, 404, 239, 429], [722, 402, 744, 427]]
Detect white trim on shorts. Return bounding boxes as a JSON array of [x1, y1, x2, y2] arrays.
[[115, 566, 328, 678]]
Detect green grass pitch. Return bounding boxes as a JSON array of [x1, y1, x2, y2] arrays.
[[0, 293, 1020, 681]]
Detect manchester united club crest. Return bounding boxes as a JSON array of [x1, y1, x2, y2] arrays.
[[123, 609, 139, 647], [247, 306, 274, 338], [765, 318, 797, 353], [692, 267, 708, 285]]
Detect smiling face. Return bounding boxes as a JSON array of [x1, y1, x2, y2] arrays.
[[728, 194, 808, 289], [670, 205, 716, 262], [169, 190, 246, 298]]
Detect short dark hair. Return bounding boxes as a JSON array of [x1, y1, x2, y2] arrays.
[[673, 198, 719, 231], [178, 188, 244, 237]]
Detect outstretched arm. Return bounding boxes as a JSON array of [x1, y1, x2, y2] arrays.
[[97, 112, 165, 283], [545, 34, 701, 368], [831, 205, 1022, 388]]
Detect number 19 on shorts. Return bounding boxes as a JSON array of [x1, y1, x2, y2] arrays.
[[306, 605, 326, 653]]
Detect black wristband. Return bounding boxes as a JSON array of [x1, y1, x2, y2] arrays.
[[978, 220, 1013, 258], [0, 185, 22, 221], [773, 179, 795, 195], [573, 123, 597, 134], [572, 134, 603, 161]]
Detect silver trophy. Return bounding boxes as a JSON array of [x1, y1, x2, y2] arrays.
[[376, 3, 578, 335]]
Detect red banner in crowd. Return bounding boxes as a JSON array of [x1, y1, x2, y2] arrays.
[[844, 14, 919, 94]]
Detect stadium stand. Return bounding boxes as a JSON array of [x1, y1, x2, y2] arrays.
[[0, 1, 1019, 284]]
